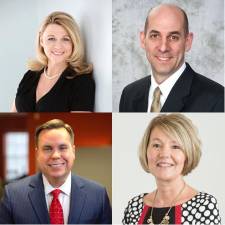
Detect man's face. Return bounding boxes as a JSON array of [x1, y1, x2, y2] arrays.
[[36, 128, 75, 186], [140, 5, 193, 83]]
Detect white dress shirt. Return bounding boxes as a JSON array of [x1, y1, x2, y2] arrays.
[[42, 172, 71, 224], [147, 63, 186, 112]]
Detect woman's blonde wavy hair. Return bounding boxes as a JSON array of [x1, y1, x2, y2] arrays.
[[27, 11, 93, 75], [139, 114, 202, 176]]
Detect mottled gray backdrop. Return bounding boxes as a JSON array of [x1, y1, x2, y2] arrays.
[[112, 0, 224, 112]]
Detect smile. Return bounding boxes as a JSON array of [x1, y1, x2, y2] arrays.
[[52, 51, 64, 55], [157, 162, 174, 167], [48, 163, 65, 168], [156, 56, 171, 62]]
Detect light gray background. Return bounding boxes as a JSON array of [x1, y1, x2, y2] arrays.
[[112, 0, 224, 112], [112, 113, 225, 223], [0, 0, 112, 112]]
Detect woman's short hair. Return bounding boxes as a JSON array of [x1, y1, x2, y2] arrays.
[[28, 11, 92, 75], [35, 119, 74, 147], [139, 114, 201, 176]]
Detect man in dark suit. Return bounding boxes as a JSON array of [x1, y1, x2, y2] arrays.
[[0, 119, 112, 224], [119, 4, 224, 112]]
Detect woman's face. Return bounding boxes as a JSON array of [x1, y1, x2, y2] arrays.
[[147, 126, 186, 182], [41, 24, 73, 66]]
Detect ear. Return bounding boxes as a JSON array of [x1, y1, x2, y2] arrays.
[[35, 147, 38, 157], [185, 32, 193, 52], [40, 33, 44, 47], [73, 145, 76, 159], [140, 31, 146, 49]]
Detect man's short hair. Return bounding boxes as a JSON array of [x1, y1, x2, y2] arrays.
[[139, 114, 201, 176], [35, 119, 74, 146], [144, 4, 189, 35]]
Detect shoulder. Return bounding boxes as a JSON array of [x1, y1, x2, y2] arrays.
[[124, 193, 145, 213], [63, 68, 95, 83], [185, 64, 224, 94], [67, 73, 95, 92], [123, 194, 146, 225], [17, 70, 41, 92], [20, 70, 40, 81], [193, 73, 224, 93], [72, 174, 105, 193], [122, 76, 150, 93], [5, 175, 34, 191], [3, 175, 37, 200], [182, 192, 221, 224]]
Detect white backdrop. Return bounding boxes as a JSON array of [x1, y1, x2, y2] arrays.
[[0, 0, 112, 112], [112, 113, 225, 223]]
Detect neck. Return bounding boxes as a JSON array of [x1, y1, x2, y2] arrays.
[[47, 62, 68, 77], [47, 176, 68, 188], [154, 177, 185, 207], [153, 74, 170, 84]]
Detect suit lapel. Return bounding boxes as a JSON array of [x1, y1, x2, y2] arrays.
[[28, 173, 50, 224], [68, 175, 87, 224], [161, 64, 194, 112], [133, 76, 151, 112]]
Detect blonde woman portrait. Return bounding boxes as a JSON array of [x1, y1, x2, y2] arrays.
[[11, 11, 95, 112], [120, 114, 221, 224]]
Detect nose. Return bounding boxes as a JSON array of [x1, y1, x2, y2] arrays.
[[158, 38, 170, 53], [159, 146, 170, 158], [51, 149, 61, 159], [53, 40, 62, 49]]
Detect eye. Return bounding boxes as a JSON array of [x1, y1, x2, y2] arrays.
[[152, 143, 160, 148], [149, 33, 160, 40], [168, 35, 179, 41], [43, 146, 52, 152], [48, 37, 56, 41], [59, 145, 68, 151], [172, 145, 181, 149], [62, 37, 71, 42]]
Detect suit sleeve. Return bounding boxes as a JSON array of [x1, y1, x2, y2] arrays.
[[0, 185, 14, 224], [211, 96, 224, 112], [119, 88, 127, 112], [98, 188, 112, 224]]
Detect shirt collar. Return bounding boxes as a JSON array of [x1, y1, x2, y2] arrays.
[[42, 172, 71, 197], [151, 62, 186, 99]]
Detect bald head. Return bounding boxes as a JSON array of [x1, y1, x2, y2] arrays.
[[144, 4, 189, 36]]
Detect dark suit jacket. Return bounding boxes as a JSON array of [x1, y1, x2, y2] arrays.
[[119, 63, 224, 112], [0, 173, 112, 224]]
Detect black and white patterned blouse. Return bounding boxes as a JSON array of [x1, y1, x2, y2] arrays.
[[122, 192, 221, 224]]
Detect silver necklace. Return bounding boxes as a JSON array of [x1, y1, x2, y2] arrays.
[[147, 182, 186, 225], [43, 67, 61, 80]]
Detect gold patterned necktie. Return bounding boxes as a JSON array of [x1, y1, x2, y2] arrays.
[[150, 87, 161, 112]]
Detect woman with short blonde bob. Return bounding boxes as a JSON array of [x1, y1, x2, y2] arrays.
[[123, 114, 221, 225], [11, 11, 95, 112]]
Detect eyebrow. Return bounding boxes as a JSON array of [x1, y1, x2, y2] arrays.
[[150, 138, 179, 144], [148, 30, 182, 36], [150, 138, 161, 142], [46, 34, 70, 37]]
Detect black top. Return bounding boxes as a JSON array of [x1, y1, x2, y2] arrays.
[[15, 67, 95, 112], [122, 192, 221, 224]]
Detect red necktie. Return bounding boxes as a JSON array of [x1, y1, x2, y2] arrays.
[[49, 189, 64, 224]]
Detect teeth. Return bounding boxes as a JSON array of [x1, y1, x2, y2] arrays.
[[50, 163, 64, 168], [157, 162, 173, 167], [52, 52, 63, 55], [157, 57, 170, 61]]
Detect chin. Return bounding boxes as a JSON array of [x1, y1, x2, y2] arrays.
[[48, 170, 67, 177]]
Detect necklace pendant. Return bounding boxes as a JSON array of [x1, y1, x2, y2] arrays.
[[147, 216, 154, 225], [161, 215, 170, 225]]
